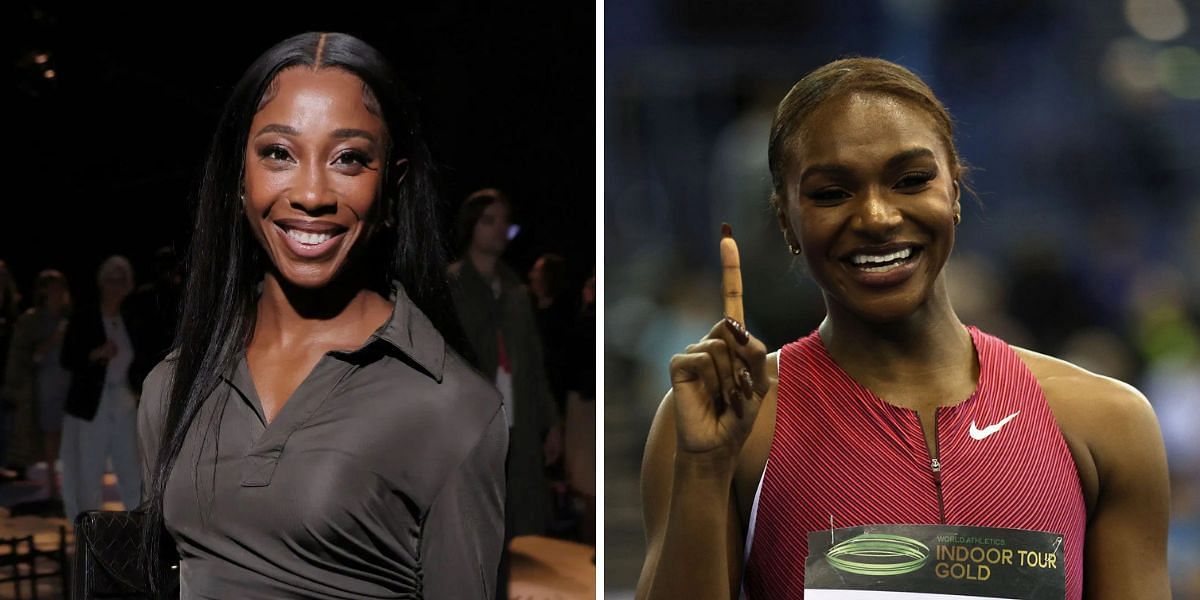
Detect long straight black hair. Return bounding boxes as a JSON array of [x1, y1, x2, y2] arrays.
[[140, 32, 468, 594]]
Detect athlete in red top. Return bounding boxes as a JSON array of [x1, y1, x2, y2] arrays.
[[637, 58, 1170, 599], [745, 327, 1087, 597]]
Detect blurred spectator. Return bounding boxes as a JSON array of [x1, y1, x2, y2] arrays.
[[1129, 265, 1200, 367], [945, 253, 1033, 348], [2, 270, 72, 513], [1060, 327, 1138, 384], [124, 245, 182, 392], [1005, 239, 1097, 355], [708, 79, 822, 349], [449, 188, 562, 599], [1128, 265, 1200, 596], [0, 260, 21, 481], [564, 273, 596, 543], [60, 255, 142, 520], [0, 260, 21, 318], [529, 252, 575, 414]]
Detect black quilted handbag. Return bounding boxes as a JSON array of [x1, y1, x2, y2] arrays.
[[72, 510, 178, 600]]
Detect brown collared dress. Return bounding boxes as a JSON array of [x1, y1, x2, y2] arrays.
[[138, 286, 507, 599]]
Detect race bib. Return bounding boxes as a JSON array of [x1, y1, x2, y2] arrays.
[[806, 524, 1064, 599]]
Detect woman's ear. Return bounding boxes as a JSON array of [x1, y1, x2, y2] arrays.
[[773, 193, 802, 255], [952, 179, 961, 224]]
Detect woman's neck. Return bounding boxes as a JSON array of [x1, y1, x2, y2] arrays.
[[818, 281, 977, 409], [252, 268, 390, 352]]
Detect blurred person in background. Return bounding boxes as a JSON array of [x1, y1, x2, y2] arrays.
[[529, 251, 584, 538], [565, 272, 596, 543], [638, 58, 1170, 599], [0, 259, 23, 482], [943, 253, 1033, 349], [450, 188, 562, 598], [2, 270, 72, 514], [123, 245, 183, 395], [60, 255, 142, 521], [530, 252, 574, 416], [1128, 264, 1200, 596]]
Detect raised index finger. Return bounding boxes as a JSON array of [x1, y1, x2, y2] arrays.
[[720, 223, 744, 324]]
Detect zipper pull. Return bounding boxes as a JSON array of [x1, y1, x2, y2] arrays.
[[931, 457, 946, 524]]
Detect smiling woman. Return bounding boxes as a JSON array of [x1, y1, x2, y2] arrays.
[[778, 92, 960, 324], [638, 58, 1170, 600], [136, 32, 507, 598], [243, 67, 388, 288]]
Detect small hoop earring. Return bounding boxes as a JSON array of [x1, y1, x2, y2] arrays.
[[953, 213, 961, 225], [789, 244, 801, 255]]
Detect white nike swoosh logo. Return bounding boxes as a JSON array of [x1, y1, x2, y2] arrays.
[[969, 411, 1021, 441]]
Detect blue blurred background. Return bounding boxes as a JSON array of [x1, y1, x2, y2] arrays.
[[603, 0, 1200, 596]]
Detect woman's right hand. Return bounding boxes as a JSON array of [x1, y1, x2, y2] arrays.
[[667, 228, 769, 462], [668, 319, 769, 461]]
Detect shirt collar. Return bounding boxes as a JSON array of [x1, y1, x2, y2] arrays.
[[372, 281, 446, 382], [228, 280, 446, 385]]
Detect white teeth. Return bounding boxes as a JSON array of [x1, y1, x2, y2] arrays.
[[850, 248, 913, 266], [285, 229, 333, 245], [860, 262, 901, 273]]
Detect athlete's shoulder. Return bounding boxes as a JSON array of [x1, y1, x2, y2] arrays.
[[773, 331, 821, 373], [1009, 345, 1153, 421]]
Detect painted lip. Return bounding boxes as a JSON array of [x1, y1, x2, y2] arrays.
[[272, 221, 349, 260], [838, 242, 924, 288]]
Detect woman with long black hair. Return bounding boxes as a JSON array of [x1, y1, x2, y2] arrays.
[[137, 32, 506, 598]]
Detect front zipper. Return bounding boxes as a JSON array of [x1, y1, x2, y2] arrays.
[[930, 457, 946, 524], [922, 411, 947, 524]]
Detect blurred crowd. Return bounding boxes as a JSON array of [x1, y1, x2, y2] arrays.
[[0, 189, 596, 599], [0, 250, 180, 521]]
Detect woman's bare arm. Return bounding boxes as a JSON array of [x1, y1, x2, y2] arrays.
[[1018, 349, 1170, 599], [638, 391, 745, 600], [638, 228, 768, 600]]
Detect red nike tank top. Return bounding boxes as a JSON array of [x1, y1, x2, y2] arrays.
[[741, 327, 1086, 598]]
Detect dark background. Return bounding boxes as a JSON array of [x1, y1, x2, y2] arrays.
[[2, 2, 596, 305]]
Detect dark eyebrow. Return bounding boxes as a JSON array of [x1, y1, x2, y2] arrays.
[[254, 124, 299, 138], [252, 125, 377, 146], [799, 163, 852, 183], [885, 147, 936, 169], [332, 128, 377, 144], [800, 147, 936, 183]]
